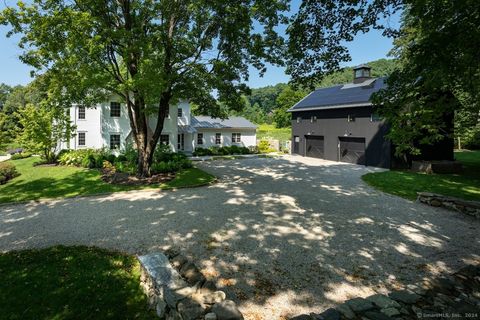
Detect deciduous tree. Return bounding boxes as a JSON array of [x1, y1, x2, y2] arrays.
[[1, 0, 288, 176]]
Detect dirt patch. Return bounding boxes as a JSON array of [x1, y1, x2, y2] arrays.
[[102, 170, 175, 186]]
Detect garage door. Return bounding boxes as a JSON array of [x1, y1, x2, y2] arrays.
[[339, 137, 366, 165], [305, 135, 324, 159]]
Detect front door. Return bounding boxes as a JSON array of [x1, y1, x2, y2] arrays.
[[293, 136, 300, 154], [177, 133, 185, 151]]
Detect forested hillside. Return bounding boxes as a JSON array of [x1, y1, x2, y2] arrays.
[[238, 58, 398, 127]]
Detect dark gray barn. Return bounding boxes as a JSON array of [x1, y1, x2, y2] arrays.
[[288, 65, 392, 168]]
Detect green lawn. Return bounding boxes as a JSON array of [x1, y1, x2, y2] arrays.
[[0, 246, 153, 320], [257, 124, 291, 142], [0, 157, 215, 204], [362, 150, 480, 201]]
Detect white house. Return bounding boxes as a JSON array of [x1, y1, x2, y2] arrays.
[[61, 99, 257, 153]]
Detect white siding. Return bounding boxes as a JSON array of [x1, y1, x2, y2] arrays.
[[61, 105, 102, 150], [101, 99, 130, 151], [61, 99, 256, 155], [194, 129, 256, 149]]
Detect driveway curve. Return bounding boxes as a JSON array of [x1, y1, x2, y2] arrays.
[[1, 155, 479, 319]]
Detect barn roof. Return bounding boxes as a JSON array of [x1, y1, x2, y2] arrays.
[[288, 77, 386, 112]]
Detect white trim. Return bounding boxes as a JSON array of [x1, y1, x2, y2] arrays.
[[287, 102, 372, 112]]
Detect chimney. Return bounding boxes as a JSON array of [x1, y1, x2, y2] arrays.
[[353, 64, 372, 84]]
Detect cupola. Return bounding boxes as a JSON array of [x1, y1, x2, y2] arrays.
[[353, 64, 372, 84]]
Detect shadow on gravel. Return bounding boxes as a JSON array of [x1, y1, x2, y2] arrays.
[[1, 156, 479, 319]]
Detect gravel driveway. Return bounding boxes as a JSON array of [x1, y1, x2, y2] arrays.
[[1, 155, 479, 319]]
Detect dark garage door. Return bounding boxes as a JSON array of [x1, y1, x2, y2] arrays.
[[339, 137, 366, 165], [305, 135, 324, 159]]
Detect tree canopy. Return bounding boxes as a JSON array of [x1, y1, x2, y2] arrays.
[[371, 0, 480, 155], [1, 0, 290, 176]]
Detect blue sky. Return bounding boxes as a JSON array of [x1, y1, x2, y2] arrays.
[[0, 1, 399, 89]]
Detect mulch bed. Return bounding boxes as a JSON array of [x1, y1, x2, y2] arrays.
[[101, 170, 175, 186]]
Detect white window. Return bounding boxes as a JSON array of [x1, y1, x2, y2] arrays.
[[110, 102, 121, 117], [78, 132, 85, 146], [177, 108, 182, 117], [197, 133, 204, 145], [110, 134, 121, 149], [78, 106, 85, 120], [160, 134, 169, 145], [215, 133, 221, 144], [232, 133, 241, 143], [310, 116, 317, 123], [296, 116, 301, 123]]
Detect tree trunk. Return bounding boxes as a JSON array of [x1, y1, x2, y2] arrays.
[[129, 92, 170, 178], [138, 146, 152, 177]]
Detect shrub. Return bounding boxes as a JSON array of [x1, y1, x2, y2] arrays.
[[122, 143, 138, 166], [0, 162, 19, 184], [194, 145, 250, 156], [94, 154, 106, 168], [114, 161, 136, 175], [58, 149, 117, 168], [106, 154, 117, 164], [82, 154, 96, 169], [58, 149, 95, 166], [193, 147, 213, 156], [56, 149, 70, 159], [208, 146, 221, 155], [116, 155, 127, 163], [258, 140, 276, 153], [240, 147, 250, 154], [102, 160, 116, 175], [10, 152, 32, 160], [153, 144, 174, 163]]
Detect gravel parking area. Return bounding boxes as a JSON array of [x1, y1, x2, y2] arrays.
[[1, 155, 479, 319]]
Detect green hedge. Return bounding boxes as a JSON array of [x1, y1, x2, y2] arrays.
[[10, 152, 32, 160], [57, 146, 193, 175], [193, 145, 251, 156]]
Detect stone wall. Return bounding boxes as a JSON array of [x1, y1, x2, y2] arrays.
[[138, 251, 244, 320], [411, 160, 463, 174], [417, 192, 480, 219], [290, 264, 480, 320]]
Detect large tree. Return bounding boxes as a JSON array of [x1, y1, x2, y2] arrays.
[[370, 1, 480, 156], [1, 0, 288, 176]]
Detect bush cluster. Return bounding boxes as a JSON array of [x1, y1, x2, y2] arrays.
[[58, 149, 117, 169], [58, 144, 192, 175], [193, 145, 251, 156], [0, 162, 20, 185], [151, 151, 192, 173], [257, 140, 277, 153], [10, 152, 32, 160]]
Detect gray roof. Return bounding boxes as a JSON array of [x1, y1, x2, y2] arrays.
[[178, 125, 197, 133], [192, 116, 257, 129], [288, 77, 386, 112]]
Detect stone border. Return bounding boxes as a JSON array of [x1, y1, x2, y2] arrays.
[[138, 250, 244, 320], [290, 264, 480, 320], [417, 192, 480, 219]]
